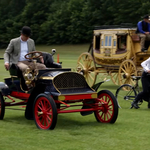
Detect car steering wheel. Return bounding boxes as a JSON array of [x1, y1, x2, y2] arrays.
[[24, 51, 42, 60]]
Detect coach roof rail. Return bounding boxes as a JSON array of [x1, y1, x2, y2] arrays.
[[94, 23, 136, 30]]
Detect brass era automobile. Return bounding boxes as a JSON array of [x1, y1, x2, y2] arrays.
[[0, 50, 118, 130], [77, 24, 150, 87]]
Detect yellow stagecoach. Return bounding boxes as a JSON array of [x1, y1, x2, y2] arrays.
[[77, 24, 150, 87]]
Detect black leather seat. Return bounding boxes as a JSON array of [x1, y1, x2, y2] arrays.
[[42, 52, 62, 68], [9, 64, 28, 91], [9, 64, 22, 77]]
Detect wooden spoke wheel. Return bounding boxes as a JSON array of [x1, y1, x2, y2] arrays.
[[97, 72, 109, 82], [76, 52, 97, 87], [33, 93, 57, 130], [94, 90, 118, 123], [109, 71, 119, 85], [118, 60, 137, 86]]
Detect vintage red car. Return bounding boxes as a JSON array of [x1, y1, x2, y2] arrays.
[[0, 50, 118, 130]]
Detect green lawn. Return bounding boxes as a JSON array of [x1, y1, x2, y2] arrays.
[[0, 44, 150, 150]]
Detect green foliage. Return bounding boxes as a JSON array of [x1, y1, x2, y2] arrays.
[[1, 0, 150, 47]]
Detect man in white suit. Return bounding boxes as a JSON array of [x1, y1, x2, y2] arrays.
[[4, 26, 46, 72]]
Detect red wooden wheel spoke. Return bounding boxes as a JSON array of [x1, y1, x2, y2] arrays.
[[46, 117, 50, 126], [107, 99, 111, 103], [106, 114, 109, 120], [107, 112, 111, 119], [105, 96, 107, 102], [46, 114, 52, 121], [45, 105, 51, 112], [40, 117, 44, 125], [47, 111, 52, 115], [37, 104, 42, 111], [40, 100, 44, 110], [44, 117, 46, 126], [43, 100, 46, 108], [108, 108, 113, 112], [109, 112, 113, 118], [100, 112, 104, 118], [38, 114, 42, 119], [104, 113, 106, 121], [108, 103, 113, 107]]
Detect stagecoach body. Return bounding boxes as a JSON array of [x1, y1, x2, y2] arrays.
[[77, 25, 150, 87]]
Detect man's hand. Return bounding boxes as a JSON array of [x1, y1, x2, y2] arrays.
[[39, 56, 44, 64], [5, 63, 9, 70], [145, 32, 150, 35], [147, 70, 150, 73]]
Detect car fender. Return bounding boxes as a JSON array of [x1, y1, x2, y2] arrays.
[[25, 83, 47, 120], [0, 82, 11, 95], [0, 82, 8, 89]]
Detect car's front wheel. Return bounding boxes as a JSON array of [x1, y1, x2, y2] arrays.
[[33, 93, 57, 130], [94, 90, 118, 123]]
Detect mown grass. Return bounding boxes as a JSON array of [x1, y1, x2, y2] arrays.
[[0, 44, 150, 150]]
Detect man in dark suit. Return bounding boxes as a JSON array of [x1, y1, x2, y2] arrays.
[[131, 57, 150, 109], [4, 26, 46, 72]]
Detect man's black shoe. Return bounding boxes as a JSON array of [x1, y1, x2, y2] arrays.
[[131, 102, 140, 109]]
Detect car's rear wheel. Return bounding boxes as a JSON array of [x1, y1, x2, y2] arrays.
[[94, 90, 118, 123], [0, 92, 5, 120], [33, 93, 57, 130]]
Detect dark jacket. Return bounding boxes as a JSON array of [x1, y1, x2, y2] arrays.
[[136, 21, 149, 34]]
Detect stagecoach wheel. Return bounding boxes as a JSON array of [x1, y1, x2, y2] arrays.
[[118, 60, 137, 86], [94, 90, 118, 123], [98, 73, 109, 82], [0, 92, 5, 120], [109, 71, 119, 85], [33, 94, 57, 130], [77, 52, 97, 87]]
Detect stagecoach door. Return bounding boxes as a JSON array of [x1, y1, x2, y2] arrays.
[[116, 33, 127, 54]]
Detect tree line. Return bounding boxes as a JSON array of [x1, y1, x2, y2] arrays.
[[0, 0, 150, 48]]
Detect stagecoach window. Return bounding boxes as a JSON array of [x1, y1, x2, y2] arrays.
[[105, 36, 112, 46], [109, 36, 111, 46], [95, 35, 100, 50], [114, 41, 116, 46], [105, 36, 108, 46]]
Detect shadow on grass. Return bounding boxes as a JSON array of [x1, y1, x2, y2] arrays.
[[100, 84, 119, 90], [56, 113, 117, 130], [3, 109, 119, 130], [3, 108, 34, 127], [3, 115, 34, 125], [2, 112, 113, 129]]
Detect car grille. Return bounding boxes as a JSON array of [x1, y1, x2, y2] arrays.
[[53, 72, 88, 90]]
